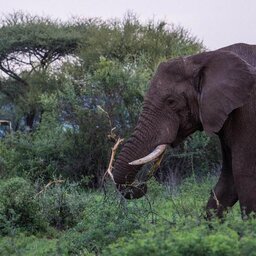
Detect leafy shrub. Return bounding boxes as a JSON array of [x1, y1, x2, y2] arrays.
[[103, 226, 241, 256], [38, 181, 89, 230], [0, 176, 94, 234], [0, 233, 58, 256], [0, 177, 47, 234], [58, 190, 146, 255], [0, 132, 61, 180]]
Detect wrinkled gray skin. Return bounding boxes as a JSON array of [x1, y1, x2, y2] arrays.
[[112, 43, 256, 218]]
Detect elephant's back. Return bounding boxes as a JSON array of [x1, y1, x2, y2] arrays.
[[219, 43, 256, 67]]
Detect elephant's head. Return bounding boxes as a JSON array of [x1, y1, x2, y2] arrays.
[[112, 50, 255, 199]]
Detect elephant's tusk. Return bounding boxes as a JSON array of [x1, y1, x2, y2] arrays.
[[129, 144, 167, 165]]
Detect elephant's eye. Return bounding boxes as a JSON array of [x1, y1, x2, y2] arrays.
[[167, 98, 176, 107]]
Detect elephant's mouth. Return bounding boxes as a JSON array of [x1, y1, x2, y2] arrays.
[[171, 124, 202, 147], [171, 138, 183, 147], [115, 144, 167, 199], [117, 183, 148, 199]]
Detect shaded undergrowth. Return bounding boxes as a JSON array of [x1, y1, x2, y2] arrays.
[[1, 175, 256, 256]]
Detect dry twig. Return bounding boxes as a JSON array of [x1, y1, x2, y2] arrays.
[[103, 137, 124, 183], [212, 189, 220, 208], [97, 105, 124, 185], [35, 179, 65, 197]]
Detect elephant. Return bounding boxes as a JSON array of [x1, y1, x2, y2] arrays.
[[112, 43, 256, 218]]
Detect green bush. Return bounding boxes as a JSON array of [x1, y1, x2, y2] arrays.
[[103, 228, 240, 256], [0, 132, 61, 180], [0, 177, 47, 235], [58, 190, 146, 255], [0, 233, 59, 256], [0, 176, 94, 234], [38, 182, 89, 230]]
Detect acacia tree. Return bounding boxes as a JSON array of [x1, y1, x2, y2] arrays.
[[0, 12, 203, 130], [0, 12, 81, 129], [75, 13, 203, 71]]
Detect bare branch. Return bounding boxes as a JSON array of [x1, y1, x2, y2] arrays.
[[102, 137, 124, 183], [212, 189, 220, 208], [35, 179, 65, 197], [0, 62, 28, 85]]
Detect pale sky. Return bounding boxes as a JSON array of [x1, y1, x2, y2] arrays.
[[1, 0, 255, 50]]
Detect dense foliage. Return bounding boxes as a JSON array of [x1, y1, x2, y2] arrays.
[[1, 177, 256, 255], [0, 12, 215, 186]]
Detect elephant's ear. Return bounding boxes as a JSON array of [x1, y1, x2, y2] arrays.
[[191, 51, 255, 134]]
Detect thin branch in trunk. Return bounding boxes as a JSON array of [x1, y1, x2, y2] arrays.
[[212, 189, 220, 208], [35, 179, 65, 197], [102, 137, 124, 183]]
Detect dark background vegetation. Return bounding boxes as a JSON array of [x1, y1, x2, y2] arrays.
[[0, 11, 219, 185], [1, 12, 255, 256]]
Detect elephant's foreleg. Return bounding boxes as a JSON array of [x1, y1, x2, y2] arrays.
[[206, 141, 238, 219], [233, 174, 256, 218], [232, 140, 256, 218], [206, 172, 238, 219]]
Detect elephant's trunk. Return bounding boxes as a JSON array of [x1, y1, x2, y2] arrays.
[[112, 132, 150, 199], [112, 106, 179, 199], [113, 132, 150, 182], [113, 143, 167, 199]]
